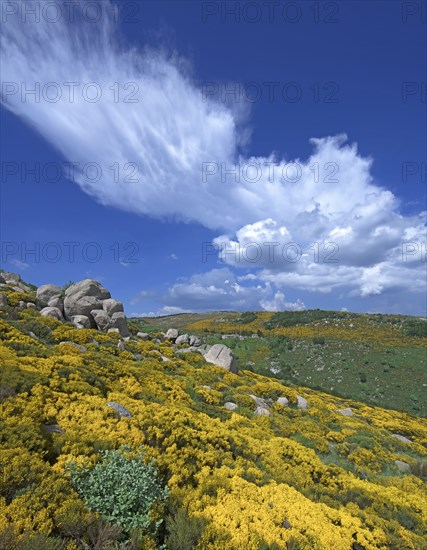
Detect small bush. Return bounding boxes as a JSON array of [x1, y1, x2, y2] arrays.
[[165, 507, 206, 549], [5, 291, 31, 307], [67, 446, 169, 535]]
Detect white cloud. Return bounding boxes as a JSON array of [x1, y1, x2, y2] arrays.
[[260, 291, 305, 312], [8, 259, 30, 271], [131, 305, 190, 318]]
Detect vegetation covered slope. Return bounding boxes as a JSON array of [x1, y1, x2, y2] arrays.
[[134, 310, 427, 417], [1, 305, 427, 549]]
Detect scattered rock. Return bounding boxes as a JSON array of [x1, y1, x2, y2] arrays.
[[395, 460, 411, 473], [296, 395, 308, 409], [71, 315, 91, 329], [277, 397, 289, 406], [40, 306, 64, 321], [282, 519, 292, 529], [36, 284, 62, 308], [28, 331, 39, 340], [176, 346, 202, 355], [13, 286, 25, 293], [117, 340, 126, 352], [189, 335, 202, 347], [26, 302, 37, 309], [0, 274, 5, 284], [175, 334, 190, 345], [224, 402, 238, 411], [165, 328, 179, 340], [18, 301, 26, 309], [392, 434, 413, 445], [59, 341, 87, 353], [110, 311, 129, 337], [102, 298, 124, 316], [0, 293, 9, 308], [47, 296, 63, 310], [108, 328, 120, 334], [336, 408, 354, 417], [106, 401, 132, 418], [3, 272, 20, 284], [42, 423, 64, 435], [250, 394, 270, 416], [16, 282, 31, 292], [204, 344, 238, 373], [91, 309, 111, 332], [136, 332, 150, 340]]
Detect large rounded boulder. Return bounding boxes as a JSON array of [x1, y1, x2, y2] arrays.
[[63, 279, 111, 324], [36, 284, 62, 308], [204, 344, 238, 374]]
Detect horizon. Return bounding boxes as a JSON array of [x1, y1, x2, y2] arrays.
[[1, 0, 426, 317]]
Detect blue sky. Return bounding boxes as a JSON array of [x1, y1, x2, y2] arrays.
[[1, 0, 426, 315]]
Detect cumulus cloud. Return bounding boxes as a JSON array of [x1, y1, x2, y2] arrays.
[[129, 267, 303, 312], [1, 1, 425, 310], [260, 291, 305, 312]]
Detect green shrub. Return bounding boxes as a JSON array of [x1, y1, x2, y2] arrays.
[[403, 320, 427, 337], [67, 446, 169, 535], [236, 312, 257, 324], [312, 336, 325, 345], [165, 507, 206, 549]]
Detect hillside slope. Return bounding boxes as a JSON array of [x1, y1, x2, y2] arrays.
[[0, 277, 426, 549], [134, 310, 427, 417]]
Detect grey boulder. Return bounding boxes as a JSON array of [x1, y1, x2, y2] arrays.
[[102, 298, 124, 316], [110, 311, 129, 337], [0, 293, 8, 308], [106, 401, 132, 418], [3, 272, 20, 284], [36, 284, 62, 308], [395, 460, 411, 473], [71, 315, 91, 329], [204, 344, 238, 373], [64, 279, 110, 321], [277, 397, 289, 406], [392, 434, 412, 445], [40, 307, 64, 321], [91, 309, 111, 332], [117, 340, 126, 352], [336, 408, 354, 417], [59, 341, 87, 353], [189, 335, 202, 347], [296, 395, 308, 409], [250, 395, 270, 416], [165, 328, 179, 340], [47, 296, 64, 310], [175, 334, 189, 345]]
